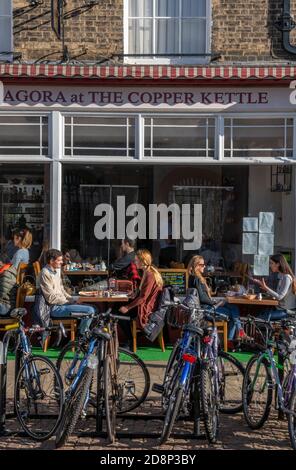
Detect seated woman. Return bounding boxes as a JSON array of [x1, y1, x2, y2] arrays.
[[187, 255, 246, 346], [11, 229, 31, 269], [0, 255, 17, 316], [119, 249, 163, 349], [253, 254, 296, 321]]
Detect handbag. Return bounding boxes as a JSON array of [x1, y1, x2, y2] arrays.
[[32, 288, 52, 328], [22, 275, 36, 295]]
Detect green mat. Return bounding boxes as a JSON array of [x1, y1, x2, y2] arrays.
[[7, 346, 252, 363]]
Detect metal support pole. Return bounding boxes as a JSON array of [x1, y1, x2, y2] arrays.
[[0, 340, 8, 435]]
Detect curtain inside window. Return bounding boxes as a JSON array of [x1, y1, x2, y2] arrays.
[[128, 0, 207, 56]]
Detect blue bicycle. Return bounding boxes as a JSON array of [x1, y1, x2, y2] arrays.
[[156, 299, 244, 444]]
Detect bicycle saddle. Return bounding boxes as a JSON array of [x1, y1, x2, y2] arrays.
[[91, 327, 111, 342], [9, 308, 27, 319]]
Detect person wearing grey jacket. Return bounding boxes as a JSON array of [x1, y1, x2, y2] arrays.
[[254, 254, 296, 321], [0, 257, 17, 316]]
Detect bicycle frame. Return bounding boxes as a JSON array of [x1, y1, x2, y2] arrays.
[[252, 342, 296, 418]]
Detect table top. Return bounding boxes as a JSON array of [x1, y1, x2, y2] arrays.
[[226, 296, 278, 306], [208, 271, 242, 278], [64, 270, 108, 276], [25, 295, 129, 303], [77, 295, 129, 303]]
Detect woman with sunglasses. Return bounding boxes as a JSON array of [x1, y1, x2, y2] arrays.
[[187, 255, 246, 347], [253, 254, 296, 321]]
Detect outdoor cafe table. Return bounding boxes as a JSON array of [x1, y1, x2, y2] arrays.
[[77, 295, 129, 303], [225, 296, 278, 307], [64, 270, 108, 276]]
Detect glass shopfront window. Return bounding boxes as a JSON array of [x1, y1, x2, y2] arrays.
[[0, 164, 50, 263], [224, 118, 293, 158], [62, 165, 153, 265], [64, 115, 135, 157], [0, 115, 48, 156], [144, 117, 215, 157]]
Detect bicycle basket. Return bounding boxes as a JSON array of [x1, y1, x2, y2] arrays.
[[166, 305, 191, 328]]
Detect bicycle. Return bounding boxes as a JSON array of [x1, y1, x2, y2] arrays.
[[155, 298, 244, 444], [242, 316, 296, 449], [55, 308, 139, 447], [56, 310, 150, 416], [1, 307, 65, 441]]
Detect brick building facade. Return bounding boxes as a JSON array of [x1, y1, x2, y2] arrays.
[[9, 0, 296, 64], [0, 1, 296, 273]]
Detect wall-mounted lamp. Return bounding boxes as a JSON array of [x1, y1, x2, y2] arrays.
[[270, 165, 292, 192]]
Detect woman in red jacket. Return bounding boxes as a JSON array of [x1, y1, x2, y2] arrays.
[[119, 249, 163, 348]]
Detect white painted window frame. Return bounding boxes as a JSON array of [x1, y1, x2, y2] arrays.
[[0, 1, 13, 62], [0, 109, 296, 254], [123, 0, 211, 65]]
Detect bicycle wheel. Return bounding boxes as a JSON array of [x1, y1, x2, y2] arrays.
[[14, 355, 64, 441], [56, 341, 84, 390], [218, 351, 245, 414], [104, 355, 117, 443], [57, 342, 150, 414], [200, 364, 219, 443], [288, 387, 296, 450], [242, 354, 273, 429], [55, 367, 93, 448], [117, 348, 150, 413], [160, 380, 184, 445], [161, 343, 183, 411]]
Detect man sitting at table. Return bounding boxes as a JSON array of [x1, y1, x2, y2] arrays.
[[109, 238, 141, 288], [39, 249, 95, 335]]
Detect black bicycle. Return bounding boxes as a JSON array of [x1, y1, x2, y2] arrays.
[[2, 308, 64, 441]]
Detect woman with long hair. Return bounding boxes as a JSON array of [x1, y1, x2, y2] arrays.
[[187, 255, 245, 344], [119, 249, 163, 348], [11, 229, 31, 269], [254, 254, 296, 321]]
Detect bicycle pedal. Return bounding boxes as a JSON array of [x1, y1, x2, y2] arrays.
[[152, 383, 164, 394]]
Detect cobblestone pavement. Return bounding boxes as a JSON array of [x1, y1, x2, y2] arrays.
[[0, 362, 292, 450]]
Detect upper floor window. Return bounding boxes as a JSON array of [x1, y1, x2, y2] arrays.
[[0, 0, 13, 62], [124, 0, 211, 64]]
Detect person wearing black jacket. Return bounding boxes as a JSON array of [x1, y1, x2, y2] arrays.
[[187, 255, 244, 344], [109, 238, 141, 287]]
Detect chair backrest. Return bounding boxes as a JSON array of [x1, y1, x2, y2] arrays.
[[15, 285, 29, 308], [116, 279, 134, 294], [33, 261, 41, 280], [16, 263, 29, 285]]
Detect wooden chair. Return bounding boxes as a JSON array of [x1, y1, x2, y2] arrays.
[[216, 320, 228, 352], [33, 261, 41, 277], [43, 319, 77, 353], [16, 262, 29, 285], [131, 319, 165, 353], [0, 285, 29, 331]]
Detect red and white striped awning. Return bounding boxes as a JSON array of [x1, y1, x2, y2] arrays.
[[1, 64, 296, 81]]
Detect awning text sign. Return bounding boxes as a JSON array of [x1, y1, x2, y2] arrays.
[[0, 82, 293, 111]]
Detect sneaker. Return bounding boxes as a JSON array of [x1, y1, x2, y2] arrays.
[[227, 340, 236, 351]]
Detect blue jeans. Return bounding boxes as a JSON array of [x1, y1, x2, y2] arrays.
[[215, 304, 241, 340], [51, 304, 95, 334], [0, 303, 11, 316], [257, 308, 287, 322]]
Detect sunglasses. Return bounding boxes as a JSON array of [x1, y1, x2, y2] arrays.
[[198, 263, 206, 267]]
